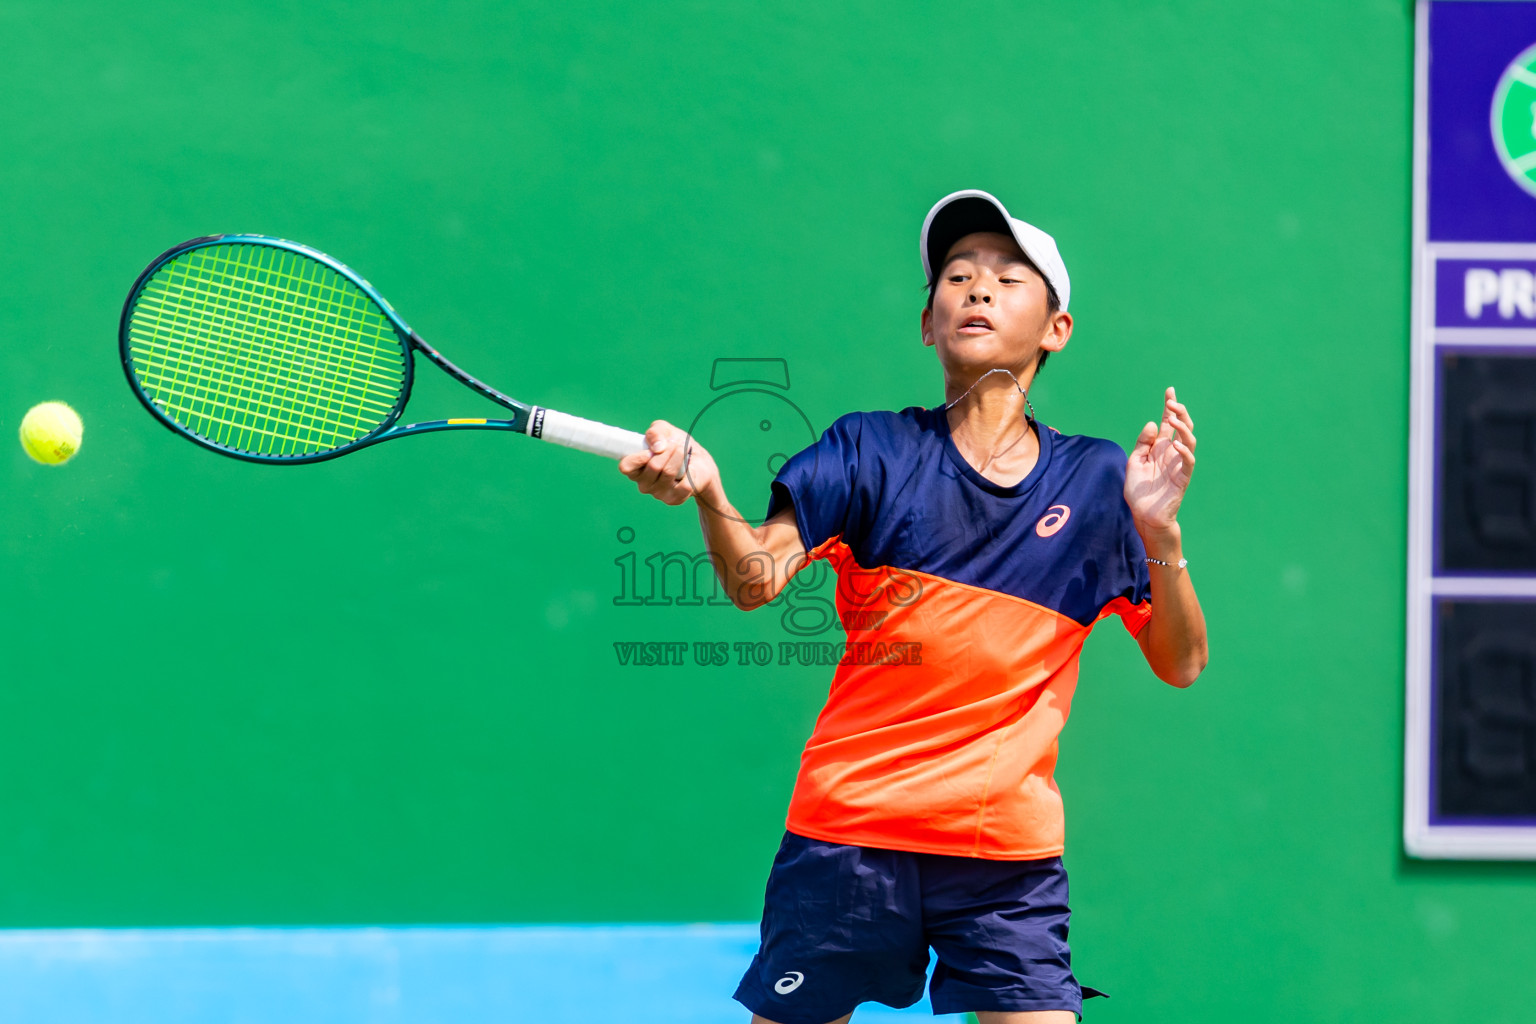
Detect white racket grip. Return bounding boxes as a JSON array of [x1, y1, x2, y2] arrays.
[[528, 407, 650, 460]]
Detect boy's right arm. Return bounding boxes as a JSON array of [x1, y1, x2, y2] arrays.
[[618, 419, 808, 611]]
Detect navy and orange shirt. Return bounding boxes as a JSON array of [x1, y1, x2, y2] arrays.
[[766, 405, 1152, 861]]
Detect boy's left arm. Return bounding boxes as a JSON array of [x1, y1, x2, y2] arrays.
[[1125, 386, 1209, 687]]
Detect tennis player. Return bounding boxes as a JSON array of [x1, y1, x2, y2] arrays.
[[619, 189, 1208, 1024]]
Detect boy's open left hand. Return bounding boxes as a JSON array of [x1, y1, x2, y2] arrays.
[[618, 419, 719, 506], [1124, 386, 1196, 534]]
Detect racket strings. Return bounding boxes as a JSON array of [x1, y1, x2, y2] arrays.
[[132, 249, 390, 451], [126, 244, 409, 456], [141, 273, 393, 430], [168, 247, 397, 445]]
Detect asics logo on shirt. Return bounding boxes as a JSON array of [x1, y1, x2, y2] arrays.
[[1035, 505, 1071, 537], [774, 971, 805, 994]]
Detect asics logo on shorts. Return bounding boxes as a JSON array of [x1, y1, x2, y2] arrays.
[[1035, 504, 1071, 537], [774, 971, 805, 994]]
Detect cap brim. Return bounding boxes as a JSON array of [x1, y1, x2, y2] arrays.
[[922, 193, 1014, 283]]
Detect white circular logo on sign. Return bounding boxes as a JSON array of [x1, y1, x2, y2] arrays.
[[1493, 41, 1536, 197]]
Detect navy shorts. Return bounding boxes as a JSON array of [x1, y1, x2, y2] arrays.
[[734, 832, 1102, 1023]]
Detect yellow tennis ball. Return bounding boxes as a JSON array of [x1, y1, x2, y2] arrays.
[[19, 401, 83, 465]]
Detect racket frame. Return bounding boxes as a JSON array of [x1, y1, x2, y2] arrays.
[[120, 234, 543, 464]]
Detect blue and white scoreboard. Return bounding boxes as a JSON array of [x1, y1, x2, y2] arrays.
[[1407, 1, 1536, 858]]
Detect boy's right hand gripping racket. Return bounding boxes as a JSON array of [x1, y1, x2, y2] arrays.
[[120, 234, 655, 465]]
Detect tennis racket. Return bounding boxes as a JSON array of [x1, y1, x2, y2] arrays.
[[120, 234, 654, 465]]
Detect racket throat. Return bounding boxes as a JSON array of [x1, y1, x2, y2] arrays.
[[410, 332, 527, 417]]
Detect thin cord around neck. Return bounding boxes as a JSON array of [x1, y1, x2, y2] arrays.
[[943, 367, 1037, 424]]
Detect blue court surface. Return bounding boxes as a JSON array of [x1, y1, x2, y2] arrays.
[[0, 924, 969, 1023]]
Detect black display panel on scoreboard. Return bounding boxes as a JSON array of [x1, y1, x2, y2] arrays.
[[1433, 599, 1536, 821], [1438, 354, 1536, 572]]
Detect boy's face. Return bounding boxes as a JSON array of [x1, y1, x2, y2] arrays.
[[921, 231, 1071, 380]]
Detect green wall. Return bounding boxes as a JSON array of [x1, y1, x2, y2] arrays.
[[4, 0, 1532, 1020]]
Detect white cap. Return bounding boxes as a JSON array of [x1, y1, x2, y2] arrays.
[[919, 189, 1071, 311]]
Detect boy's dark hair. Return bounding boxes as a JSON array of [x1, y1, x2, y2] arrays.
[[925, 259, 1062, 375]]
